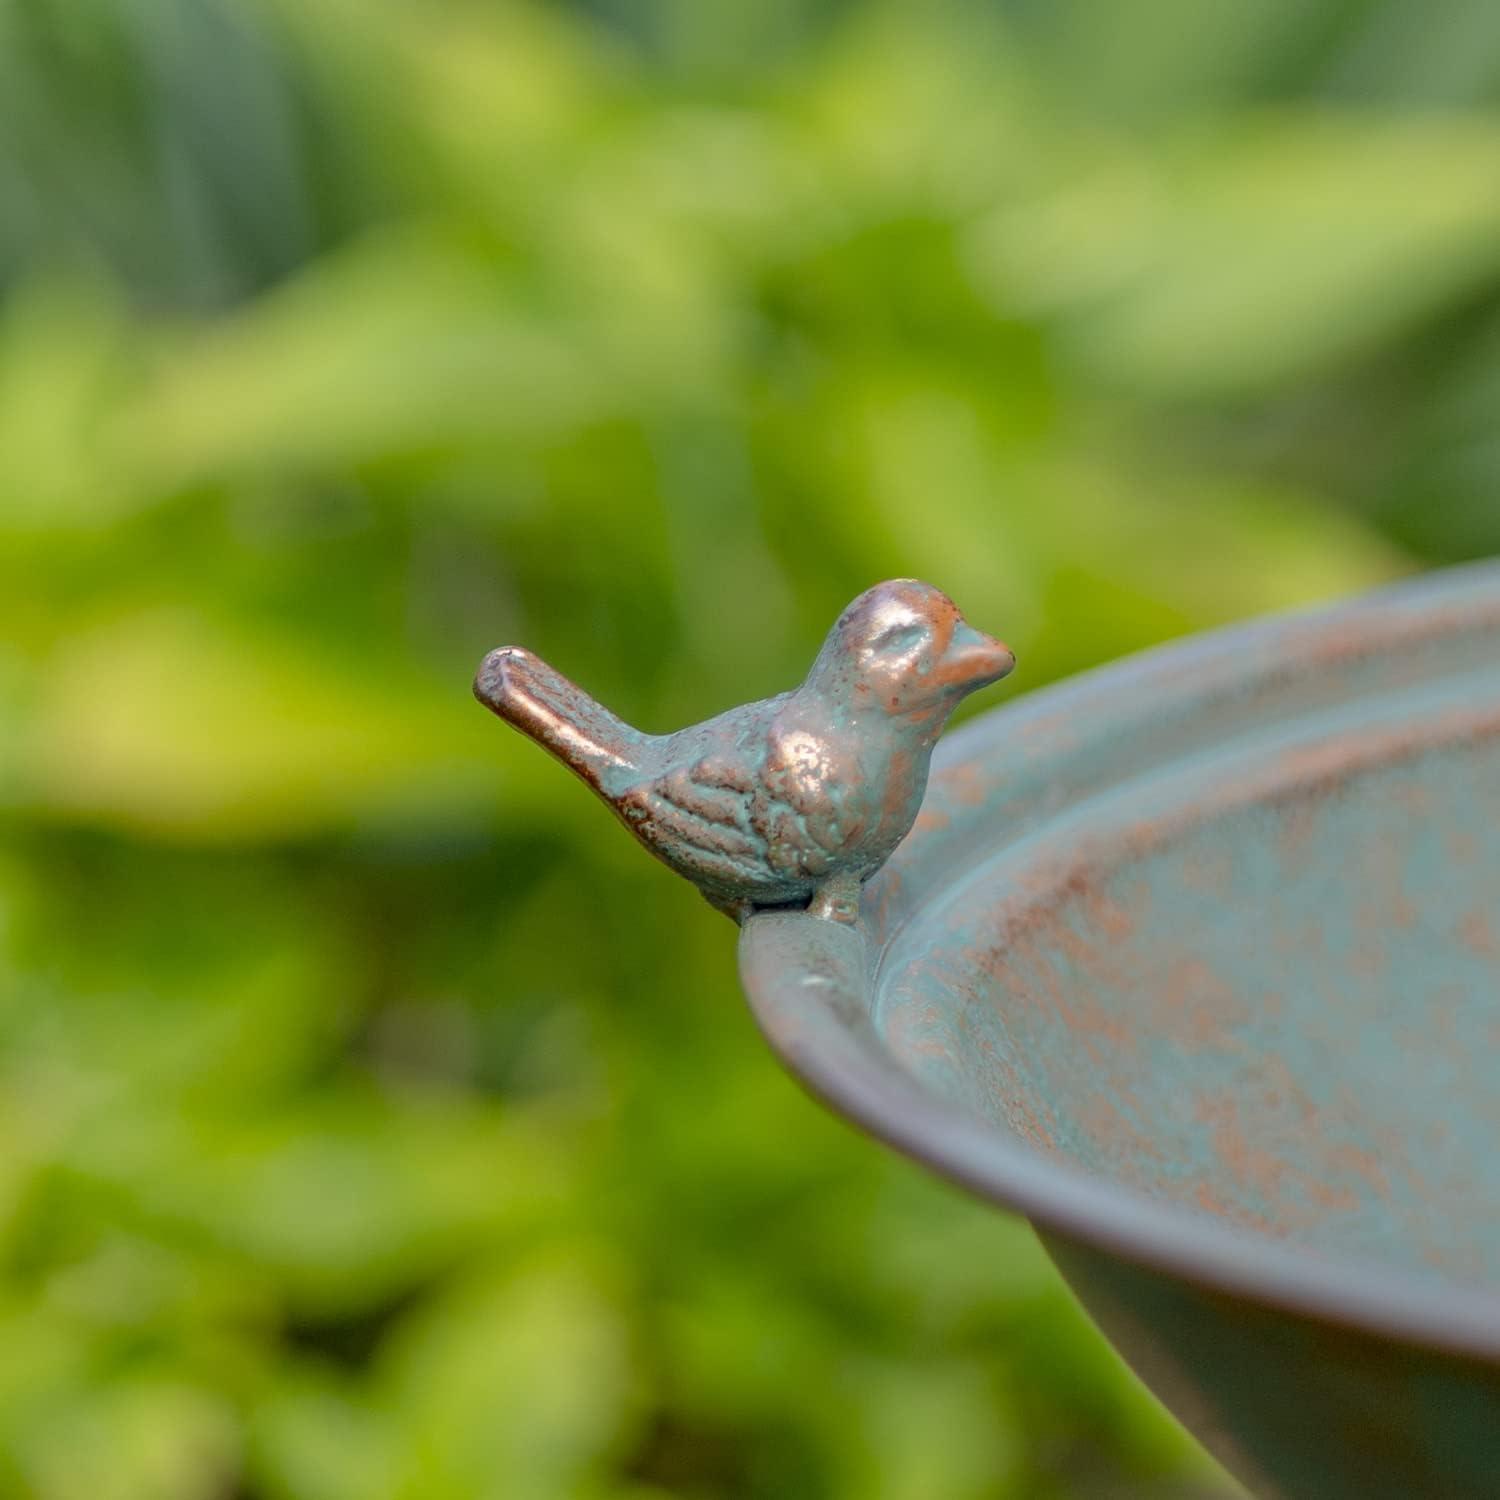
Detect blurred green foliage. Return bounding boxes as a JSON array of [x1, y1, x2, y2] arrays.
[[0, 0, 1496, 1495]]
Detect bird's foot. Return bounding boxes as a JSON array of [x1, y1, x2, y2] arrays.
[[807, 873, 862, 925]]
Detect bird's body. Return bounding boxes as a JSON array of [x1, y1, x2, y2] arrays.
[[620, 690, 928, 913], [475, 581, 1014, 922]]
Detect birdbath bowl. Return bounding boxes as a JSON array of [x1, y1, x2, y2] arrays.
[[739, 564, 1500, 1500]]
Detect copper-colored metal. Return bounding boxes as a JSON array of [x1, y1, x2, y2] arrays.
[[474, 580, 1013, 922]]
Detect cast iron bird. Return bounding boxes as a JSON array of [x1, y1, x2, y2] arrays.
[[474, 580, 1014, 923]]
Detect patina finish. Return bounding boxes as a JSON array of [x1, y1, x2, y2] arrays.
[[475, 580, 1013, 921], [739, 562, 1500, 1500]]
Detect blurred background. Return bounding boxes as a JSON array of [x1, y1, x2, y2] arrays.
[[0, 0, 1496, 1495]]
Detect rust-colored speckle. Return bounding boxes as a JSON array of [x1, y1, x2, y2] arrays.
[[1458, 910, 1498, 959], [913, 807, 951, 835], [1191, 1180, 1283, 1237], [935, 761, 989, 807], [1324, 1142, 1392, 1203], [1007, 1092, 1058, 1151], [1079, 1092, 1166, 1164], [1156, 958, 1251, 1055]]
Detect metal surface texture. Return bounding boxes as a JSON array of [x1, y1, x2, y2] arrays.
[[738, 561, 1500, 1500], [475, 579, 1013, 921]]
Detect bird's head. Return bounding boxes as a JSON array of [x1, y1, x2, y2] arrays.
[[805, 580, 1015, 726]]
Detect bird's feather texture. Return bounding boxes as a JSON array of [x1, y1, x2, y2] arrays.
[[474, 579, 1013, 919]]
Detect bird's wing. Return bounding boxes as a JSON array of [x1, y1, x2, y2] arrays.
[[624, 757, 771, 887]]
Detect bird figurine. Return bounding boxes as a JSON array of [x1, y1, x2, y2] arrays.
[[473, 580, 1014, 924]]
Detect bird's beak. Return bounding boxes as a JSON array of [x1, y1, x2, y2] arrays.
[[940, 620, 1016, 691]]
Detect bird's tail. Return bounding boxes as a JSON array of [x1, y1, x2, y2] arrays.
[[474, 647, 650, 793]]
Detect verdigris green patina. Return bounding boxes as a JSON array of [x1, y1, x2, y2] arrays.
[[475, 579, 1013, 922], [478, 563, 1500, 1499]]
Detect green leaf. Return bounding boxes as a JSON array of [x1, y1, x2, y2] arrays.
[[378, 1254, 640, 1500], [974, 112, 1500, 395], [10, 605, 532, 838]]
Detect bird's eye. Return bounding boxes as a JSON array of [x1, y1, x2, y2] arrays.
[[875, 623, 926, 654]]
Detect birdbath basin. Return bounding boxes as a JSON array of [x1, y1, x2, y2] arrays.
[[739, 564, 1500, 1500]]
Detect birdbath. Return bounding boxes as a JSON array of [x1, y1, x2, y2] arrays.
[[478, 563, 1500, 1500]]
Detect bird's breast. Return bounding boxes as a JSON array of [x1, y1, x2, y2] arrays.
[[765, 726, 843, 799]]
